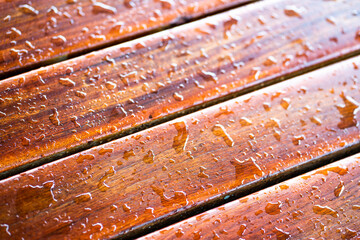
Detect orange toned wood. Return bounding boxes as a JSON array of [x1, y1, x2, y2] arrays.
[[1, 0, 360, 176], [141, 154, 360, 240], [0, 56, 360, 239], [0, 0, 252, 76]]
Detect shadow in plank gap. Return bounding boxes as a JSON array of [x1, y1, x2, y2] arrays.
[[0, 0, 254, 77], [0, 55, 360, 239], [141, 153, 360, 239], [1, 0, 360, 178]]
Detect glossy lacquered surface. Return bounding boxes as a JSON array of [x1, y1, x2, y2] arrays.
[[142, 153, 360, 239], [0, 56, 359, 239], [1, 0, 360, 175], [0, 0, 251, 75]]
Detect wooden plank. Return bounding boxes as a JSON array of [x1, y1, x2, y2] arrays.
[[1, 0, 360, 176], [1, 56, 360, 239], [141, 153, 360, 240], [0, 0, 252, 76]]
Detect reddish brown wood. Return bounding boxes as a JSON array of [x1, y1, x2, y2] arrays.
[[0, 0, 252, 76], [0, 56, 360, 239], [141, 154, 360, 240], [1, 0, 360, 175]]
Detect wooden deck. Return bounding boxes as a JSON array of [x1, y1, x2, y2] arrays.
[[0, 0, 360, 239]]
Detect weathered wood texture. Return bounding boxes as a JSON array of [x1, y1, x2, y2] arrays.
[[0, 0, 252, 76], [1, 0, 360, 176], [0, 56, 360, 239], [141, 154, 360, 240]]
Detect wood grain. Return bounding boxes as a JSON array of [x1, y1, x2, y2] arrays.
[[1, 0, 360, 176], [1, 56, 360, 239], [0, 0, 252, 76], [141, 153, 360, 240]]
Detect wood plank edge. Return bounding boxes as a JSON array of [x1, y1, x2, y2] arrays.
[[112, 140, 360, 239], [0, 0, 257, 80], [2, 45, 360, 181]]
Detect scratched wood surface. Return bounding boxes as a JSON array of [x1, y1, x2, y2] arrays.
[[0, 0, 253, 76], [1, 0, 360, 176], [141, 153, 360, 240], [0, 56, 360, 239]]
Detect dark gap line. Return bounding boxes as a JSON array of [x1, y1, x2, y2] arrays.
[[0, 0, 258, 80], [1, 45, 360, 182]]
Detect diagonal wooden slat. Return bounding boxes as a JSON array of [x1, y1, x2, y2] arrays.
[[141, 153, 360, 240], [1, 0, 360, 176], [0, 0, 253, 76], [0, 56, 359, 239]]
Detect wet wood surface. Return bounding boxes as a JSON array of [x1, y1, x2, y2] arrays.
[[0, 56, 360, 239], [141, 153, 360, 240], [0, 0, 252, 76], [1, 0, 360, 176]]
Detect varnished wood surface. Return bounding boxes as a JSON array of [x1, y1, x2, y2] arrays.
[[0, 56, 360, 239], [0, 0, 252, 76], [141, 153, 360, 240], [1, 0, 360, 176]]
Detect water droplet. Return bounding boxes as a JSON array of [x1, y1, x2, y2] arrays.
[[336, 92, 359, 129], [310, 116, 322, 126], [105, 81, 117, 90], [273, 227, 291, 240], [313, 205, 338, 217], [19, 4, 39, 15], [212, 124, 234, 147], [143, 150, 155, 164], [292, 135, 305, 145], [151, 185, 188, 207], [265, 201, 282, 215], [76, 154, 95, 163], [263, 56, 277, 66], [172, 121, 189, 153], [75, 90, 86, 98], [176, 228, 184, 237], [6, 27, 21, 39], [92, 2, 117, 14], [123, 149, 135, 160], [15, 181, 57, 215], [326, 16, 336, 25], [21, 137, 31, 146], [237, 224, 246, 236], [98, 166, 116, 191], [230, 157, 264, 184], [284, 5, 306, 18], [315, 165, 348, 176], [160, 0, 174, 9], [98, 148, 114, 155], [49, 108, 61, 126], [173, 92, 184, 101], [334, 181, 344, 197], [198, 166, 209, 178], [223, 16, 238, 39], [0, 224, 11, 236], [59, 77, 75, 87], [239, 117, 252, 126], [51, 35, 67, 46], [122, 203, 131, 212], [356, 30, 360, 41], [74, 193, 92, 203], [341, 228, 357, 240], [280, 98, 291, 110], [200, 70, 218, 82]]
